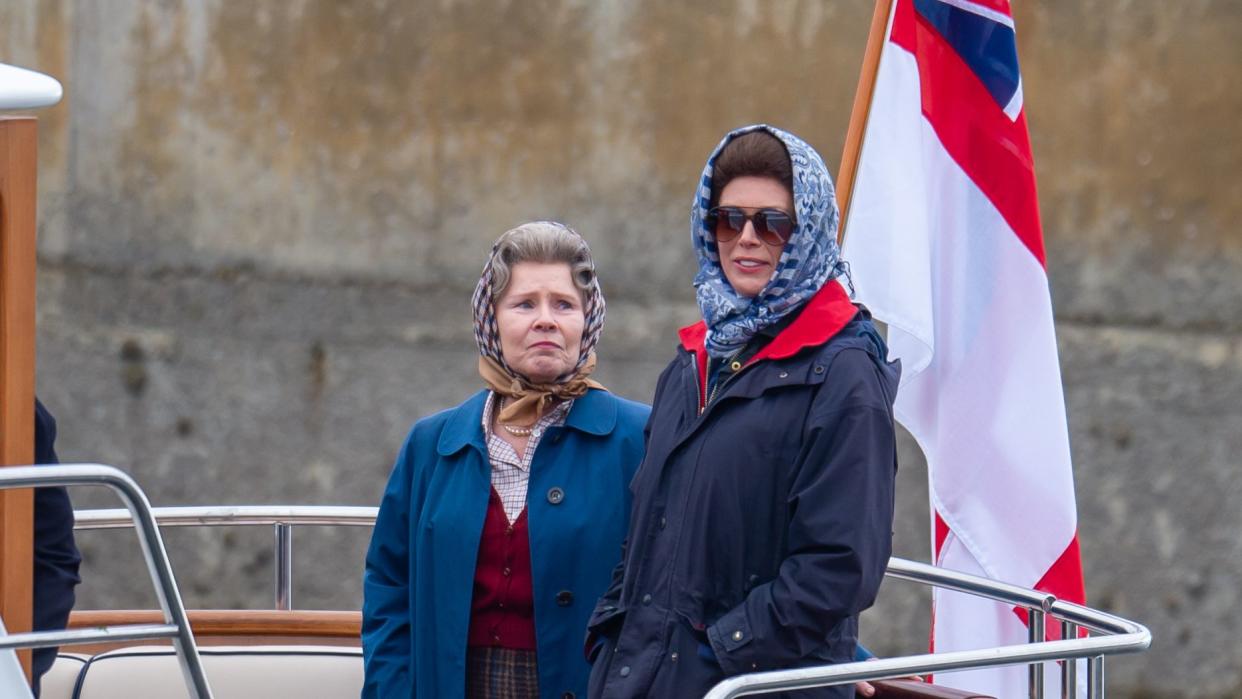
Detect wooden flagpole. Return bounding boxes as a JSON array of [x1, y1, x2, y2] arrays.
[[836, 0, 895, 247], [0, 115, 39, 679]]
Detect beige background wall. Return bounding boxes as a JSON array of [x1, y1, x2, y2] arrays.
[[3, 1, 1240, 695]]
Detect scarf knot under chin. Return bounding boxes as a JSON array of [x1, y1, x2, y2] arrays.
[[478, 355, 604, 427]]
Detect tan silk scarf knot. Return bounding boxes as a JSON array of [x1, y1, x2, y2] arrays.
[[478, 354, 605, 427]]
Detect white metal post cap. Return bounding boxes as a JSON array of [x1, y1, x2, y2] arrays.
[[0, 62, 63, 110]]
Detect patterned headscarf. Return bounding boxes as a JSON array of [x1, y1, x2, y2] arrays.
[[691, 124, 852, 358], [471, 221, 607, 426]]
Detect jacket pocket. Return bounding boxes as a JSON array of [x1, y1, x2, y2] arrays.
[[586, 603, 626, 636]]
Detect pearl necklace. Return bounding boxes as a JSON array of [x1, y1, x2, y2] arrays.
[[498, 398, 534, 436]]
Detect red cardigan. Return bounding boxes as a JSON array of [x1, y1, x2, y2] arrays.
[[467, 488, 537, 650]]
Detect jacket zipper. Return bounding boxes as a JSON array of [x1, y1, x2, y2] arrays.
[[699, 351, 749, 415], [692, 358, 704, 416]]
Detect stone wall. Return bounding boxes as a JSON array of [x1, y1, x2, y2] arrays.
[[2, 1, 1239, 695]]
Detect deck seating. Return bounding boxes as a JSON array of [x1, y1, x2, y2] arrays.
[[42, 645, 362, 699], [41, 646, 993, 699], [40, 644, 991, 698]]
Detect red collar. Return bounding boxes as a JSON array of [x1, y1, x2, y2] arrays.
[[677, 281, 858, 406]]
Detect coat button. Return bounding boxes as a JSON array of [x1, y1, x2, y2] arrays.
[[502, 567, 511, 577], [641, 594, 652, 605], [547, 487, 565, 505], [556, 590, 574, 607], [562, 693, 575, 699], [658, 516, 666, 529], [778, 371, 789, 378], [732, 630, 744, 641], [670, 652, 679, 662], [813, 364, 825, 374], [619, 665, 631, 677]]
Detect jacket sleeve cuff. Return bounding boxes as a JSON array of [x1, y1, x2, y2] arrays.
[[706, 606, 755, 675]]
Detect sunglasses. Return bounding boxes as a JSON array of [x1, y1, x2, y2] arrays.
[[706, 206, 796, 247]]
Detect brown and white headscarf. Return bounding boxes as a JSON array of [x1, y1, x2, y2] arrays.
[[470, 221, 607, 427]]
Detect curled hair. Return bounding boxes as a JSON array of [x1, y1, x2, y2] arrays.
[[709, 131, 794, 209], [489, 222, 596, 303]]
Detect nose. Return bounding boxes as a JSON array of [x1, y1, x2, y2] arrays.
[[737, 219, 763, 247], [533, 302, 558, 330]]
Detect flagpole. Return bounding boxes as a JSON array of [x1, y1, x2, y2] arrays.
[[836, 0, 894, 247]]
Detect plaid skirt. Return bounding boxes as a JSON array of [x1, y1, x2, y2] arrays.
[[466, 646, 540, 699]]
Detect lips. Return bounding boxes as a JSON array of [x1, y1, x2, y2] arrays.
[[530, 341, 562, 350], [732, 258, 769, 273]]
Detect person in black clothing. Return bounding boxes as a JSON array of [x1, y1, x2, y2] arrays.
[[31, 398, 82, 696], [586, 126, 900, 698]]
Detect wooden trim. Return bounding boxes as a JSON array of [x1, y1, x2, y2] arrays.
[[0, 115, 39, 680], [69, 609, 362, 640], [874, 678, 995, 699], [836, 0, 895, 247]]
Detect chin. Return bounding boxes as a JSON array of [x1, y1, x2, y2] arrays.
[[520, 364, 568, 383], [724, 277, 763, 299]]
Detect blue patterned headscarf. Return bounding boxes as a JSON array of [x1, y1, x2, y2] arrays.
[[692, 124, 852, 358]]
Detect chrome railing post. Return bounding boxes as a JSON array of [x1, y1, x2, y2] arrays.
[[1061, 621, 1078, 698], [1029, 607, 1046, 699], [87, 467, 213, 699], [275, 523, 293, 610], [1087, 655, 1104, 698], [0, 465, 214, 699]]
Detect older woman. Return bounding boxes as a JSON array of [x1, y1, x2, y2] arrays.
[[364, 222, 649, 699], [587, 126, 900, 698]]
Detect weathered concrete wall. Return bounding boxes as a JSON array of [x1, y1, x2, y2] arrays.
[[2, 1, 1239, 695]]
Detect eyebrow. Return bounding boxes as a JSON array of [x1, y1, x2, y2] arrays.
[[507, 288, 580, 302]]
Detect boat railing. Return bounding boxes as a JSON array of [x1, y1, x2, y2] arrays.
[[0, 464, 213, 699], [69, 500, 1151, 698], [74, 504, 378, 611], [705, 557, 1151, 698]]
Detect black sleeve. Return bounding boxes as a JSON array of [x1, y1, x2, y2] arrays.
[[32, 398, 83, 688], [586, 356, 676, 655]]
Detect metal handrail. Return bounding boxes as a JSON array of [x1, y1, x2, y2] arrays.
[[68, 505, 1152, 698], [704, 559, 1151, 698], [74, 506, 378, 529], [0, 464, 213, 699], [75, 505, 378, 610]]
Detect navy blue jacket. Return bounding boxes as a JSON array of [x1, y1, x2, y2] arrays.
[[587, 283, 899, 699], [33, 399, 82, 696]]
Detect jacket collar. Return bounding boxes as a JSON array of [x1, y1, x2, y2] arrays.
[[677, 280, 858, 403], [437, 387, 617, 455], [678, 279, 856, 359]]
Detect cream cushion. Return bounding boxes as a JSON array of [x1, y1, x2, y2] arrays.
[[40, 652, 87, 699], [52, 645, 362, 699]]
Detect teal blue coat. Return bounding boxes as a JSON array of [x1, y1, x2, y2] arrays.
[[362, 388, 649, 699]]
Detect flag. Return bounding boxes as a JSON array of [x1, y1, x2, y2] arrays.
[[841, 0, 1086, 695]]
